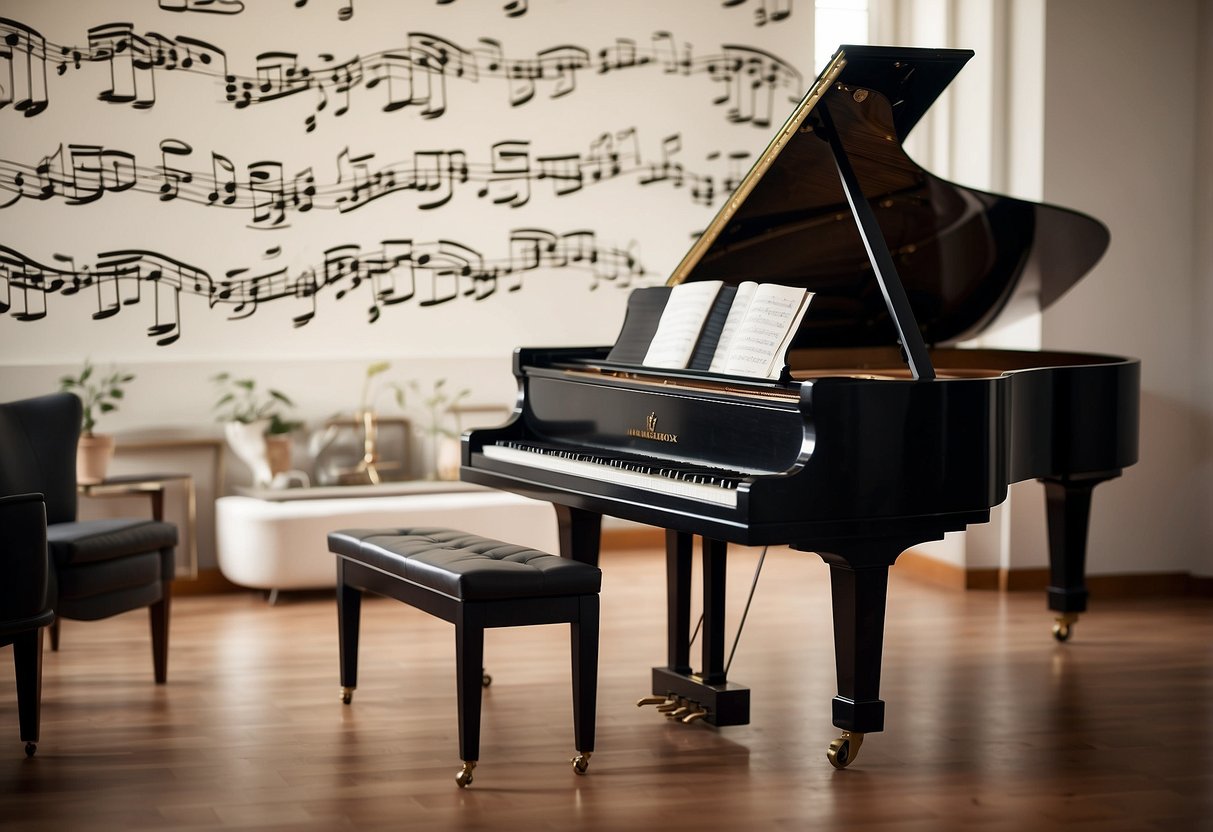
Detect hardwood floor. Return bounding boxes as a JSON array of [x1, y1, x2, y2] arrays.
[[2, 546, 1211, 831]]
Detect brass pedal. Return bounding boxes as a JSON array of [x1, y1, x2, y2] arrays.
[[667, 706, 690, 719], [636, 695, 669, 708], [681, 707, 709, 724], [656, 697, 684, 713]]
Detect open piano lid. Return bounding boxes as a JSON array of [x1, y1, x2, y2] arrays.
[[668, 45, 1109, 349]]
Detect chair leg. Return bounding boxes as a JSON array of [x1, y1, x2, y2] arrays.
[[48, 619, 59, 652], [570, 594, 599, 771], [149, 583, 172, 684], [337, 564, 362, 702], [13, 627, 44, 757], [455, 603, 486, 775]]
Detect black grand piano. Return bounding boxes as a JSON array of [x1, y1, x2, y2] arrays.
[[461, 45, 1139, 768]]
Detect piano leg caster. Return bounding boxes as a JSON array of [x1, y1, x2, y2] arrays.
[[571, 752, 591, 775], [482, 673, 492, 688], [340, 686, 355, 704], [1052, 613, 1079, 642], [455, 760, 477, 788], [826, 731, 864, 769]]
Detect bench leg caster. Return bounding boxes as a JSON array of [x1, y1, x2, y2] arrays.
[[340, 686, 354, 704], [455, 760, 476, 788], [571, 752, 591, 775]]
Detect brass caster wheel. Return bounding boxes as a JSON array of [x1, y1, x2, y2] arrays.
[[24, 742, 36, 758], [571, 752, 591, 775], [340, 686, 355, 704], [826, 731, 864, 769], [1052, 613, 1078, 642], [455, 761, 477, 788], [481, 673, 492, 688]]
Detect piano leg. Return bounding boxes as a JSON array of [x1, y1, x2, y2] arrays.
[[825, 561, 889, 761], [1040, 472, 1119, 642], [554, 505, 602, 567]]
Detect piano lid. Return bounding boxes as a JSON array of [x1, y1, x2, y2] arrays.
[[668, 45, 1109, 348]]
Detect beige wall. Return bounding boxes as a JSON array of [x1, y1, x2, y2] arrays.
[[1039, 0, 1209, 577]]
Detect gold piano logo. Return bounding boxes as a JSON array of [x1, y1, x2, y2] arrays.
[[628, 411, 678, 443]]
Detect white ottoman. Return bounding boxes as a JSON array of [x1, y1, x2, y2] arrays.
[[216, 487, 559, 592]]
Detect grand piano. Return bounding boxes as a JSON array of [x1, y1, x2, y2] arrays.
[[461, 45, 1139, 768]]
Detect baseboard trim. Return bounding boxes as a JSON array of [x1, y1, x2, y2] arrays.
[[602, 526, 665, 550], [172, 568, 241, 596], [896, 550, 1208, 598]]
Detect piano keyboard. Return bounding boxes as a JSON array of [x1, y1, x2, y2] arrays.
[[481, 441, 746, 507]]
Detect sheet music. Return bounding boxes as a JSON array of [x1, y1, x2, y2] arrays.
[[708, 280, 758, 373], [716, 283, 813, 378], [642, 280, 723, 368]]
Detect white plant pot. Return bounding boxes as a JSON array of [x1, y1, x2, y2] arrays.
[[225, 420, 274, 487]]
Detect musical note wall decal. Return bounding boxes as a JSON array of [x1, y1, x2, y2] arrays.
[[0, 129, 755, 221], [1, 2, 806, 356], [1, 228, 647, 345], [0, 17, 802, 131]]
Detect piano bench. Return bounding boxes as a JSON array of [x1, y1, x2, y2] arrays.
[[327, 526, 601, 788]]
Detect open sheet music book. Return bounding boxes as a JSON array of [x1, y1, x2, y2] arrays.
[[609, 281, 814, 380]]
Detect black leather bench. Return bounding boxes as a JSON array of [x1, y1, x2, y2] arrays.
[[327, 526, 601, 788]]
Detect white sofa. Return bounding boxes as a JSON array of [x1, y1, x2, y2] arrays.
[[216, 484, 559, 592]]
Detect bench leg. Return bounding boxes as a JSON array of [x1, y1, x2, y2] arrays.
[[571, 594, 599, 774], [337, 559, 361, 702], [455, 602, 486, 773]]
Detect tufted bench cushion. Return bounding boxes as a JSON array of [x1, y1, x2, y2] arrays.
[[327, 526, 601, 601]]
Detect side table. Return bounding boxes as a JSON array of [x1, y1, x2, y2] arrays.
[[79, 473, 198, 578]]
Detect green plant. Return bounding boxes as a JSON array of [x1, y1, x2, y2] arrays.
[[360, 361, 406, 413], [58, 360, 135, 436], [409, 378, 471, 439], [211, 373, 301, 435]]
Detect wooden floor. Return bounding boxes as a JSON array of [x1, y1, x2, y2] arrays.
[[2, 546, 1211, 831]]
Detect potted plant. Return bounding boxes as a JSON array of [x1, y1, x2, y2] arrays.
[[58, 360, 136, 484], [212, 373, 301, 486], [409, 378, 471, 480]]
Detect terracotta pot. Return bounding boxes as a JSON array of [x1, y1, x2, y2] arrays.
[[77, 433, 115, 485], [265, 435, 292, 476]]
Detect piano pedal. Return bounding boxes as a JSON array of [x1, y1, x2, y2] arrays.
[[681, 706, 709, 724], [636, 695, 669, 708], [656, 697, 685, 714], [666, 705, 690, 719]]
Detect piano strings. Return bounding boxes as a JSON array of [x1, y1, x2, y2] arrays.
[[0, 17, 803, 131], [0, 228, 648, 344], [0, 129, 753, 220]]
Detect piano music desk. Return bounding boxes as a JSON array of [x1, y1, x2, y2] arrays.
[[215, 482, 559, 599]]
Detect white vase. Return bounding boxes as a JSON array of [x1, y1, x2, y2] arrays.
[[225, 420, 274, 487]]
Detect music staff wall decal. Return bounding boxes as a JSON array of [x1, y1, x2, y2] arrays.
[[1, 228, 645, 346], [0, 18, 802, 131], [0, 2, 807, 355], [0, 130, 752, 221]]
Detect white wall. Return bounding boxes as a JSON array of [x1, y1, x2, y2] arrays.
[[1038, 0, 1209, 577]]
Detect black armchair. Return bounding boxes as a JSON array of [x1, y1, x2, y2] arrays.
[[0, 393, 177, 684], [0, 493, 53, 757]]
